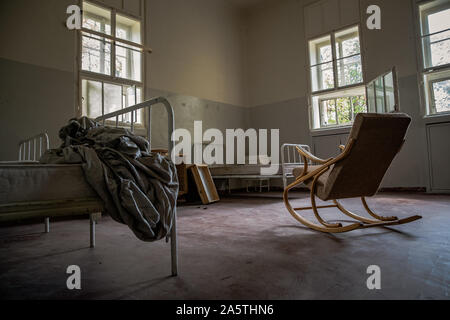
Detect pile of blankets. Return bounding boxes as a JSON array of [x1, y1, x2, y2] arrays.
[[40, 117, 179, 242]]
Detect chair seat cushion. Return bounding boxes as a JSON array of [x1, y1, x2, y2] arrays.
[[292, 165, 332, 200]]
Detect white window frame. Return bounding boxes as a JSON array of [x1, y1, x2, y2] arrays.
[[77, 0, 147, 127], [419, 0, 450, 71], [365, 67, 400, 114], [308, 24, 365, 95], [308, 24, 366, 130], [318, 93, 367, 128], [416, 0, 450, 116]]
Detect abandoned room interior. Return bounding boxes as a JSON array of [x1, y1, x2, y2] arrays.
[[0, 0, 449, 301]]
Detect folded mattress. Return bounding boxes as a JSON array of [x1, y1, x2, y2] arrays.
[[0, 162, 98, 204]]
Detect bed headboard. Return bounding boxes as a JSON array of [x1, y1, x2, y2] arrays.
[[18, 132, 50, 161], [94, 97, 175, 156]]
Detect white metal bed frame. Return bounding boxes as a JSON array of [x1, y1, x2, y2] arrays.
[[281, 143, 311, 189], [18, 132, 52, 233], [18, 132, 50, 162], [2, 97, 178, 276], [211, 143, 311, 193], [95, 96, 178, 276]]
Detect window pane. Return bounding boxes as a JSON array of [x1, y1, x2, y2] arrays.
[[432, 78, 450, 113], [335, 26, 360, 59], [375, 77, 385, 113], [311, 62, 334, 92], [122, 86, 143, 124], [337, 55, 363, 87], [115, 44, 142, 81], [427, 8, 450, 34], [321, 99, 337, 126], [309, 35, 332, 65], [82, 2, 111, 35], [336, 97, 352, 125], [384, 72, 396, 112], [136, 87, 143, 124], [422, 30, 450, 68], [82, 79, 102, 118], [351, 95, 367, 115], [116, 14, 141, 44], [367, 82, 376, 112], [104, 83, 122, 115], [82, 34, 111, 75], [137, 87, 143, 104]]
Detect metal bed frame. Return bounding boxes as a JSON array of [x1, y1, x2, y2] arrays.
[[18, 132, 52, 233], [211, 144, 312, 193], [0, 97, 178, 277], [95, 96, 178, 277], [281, 143, 311, 189], [18, 132, 49, 162]]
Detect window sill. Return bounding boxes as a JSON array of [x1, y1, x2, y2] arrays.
[[310, 125, 352, 137], [423, 112, 450, 125]]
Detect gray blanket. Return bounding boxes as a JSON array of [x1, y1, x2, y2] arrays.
[[40, 117, 179, 242]]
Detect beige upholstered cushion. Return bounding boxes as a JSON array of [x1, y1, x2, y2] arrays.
[[293, 113, 411, 201], [293, 165, 332, 200]]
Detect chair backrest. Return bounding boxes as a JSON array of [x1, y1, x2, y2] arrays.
[[323, 113, 411, 200]]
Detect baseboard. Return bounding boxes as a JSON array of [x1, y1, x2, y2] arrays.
[[378, 187, 427, 193]]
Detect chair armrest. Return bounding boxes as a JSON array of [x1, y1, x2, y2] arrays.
[[290, 138, 356, 184], [295, 146, 330, 164]]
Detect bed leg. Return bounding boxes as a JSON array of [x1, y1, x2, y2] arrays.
[[171, 211, 178, 277], [44, 217, 50, 233], [90, 214, 96, 248]]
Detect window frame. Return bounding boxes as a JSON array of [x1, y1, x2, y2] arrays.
[[428, 74, 450, 114], [318, 93, 366, 128], [307, 23, 365, 96], [77, 0, 147, 127], [365, 67, 400, 114], [310, 36, 334, 92], [416, 0, 450, 117], [419, 0, 450, 72], [81, 75, 143, 125], [308, 24, 367, 131]]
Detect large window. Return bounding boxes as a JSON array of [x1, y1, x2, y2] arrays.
[[79, 1, 144, 123], [308, 25, 366, 129], [418, 0, 450, 115]]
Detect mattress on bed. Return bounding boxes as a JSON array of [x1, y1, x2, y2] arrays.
[[0, 163, 98, 204]]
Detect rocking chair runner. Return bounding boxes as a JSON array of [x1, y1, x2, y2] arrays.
[[283, 113, 422, 233]]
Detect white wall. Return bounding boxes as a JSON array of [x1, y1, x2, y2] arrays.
[[243, 0, 308, 107], [0, 0, 77, 160], [147, 0, 246, 107], [0, 0, 248, 160]]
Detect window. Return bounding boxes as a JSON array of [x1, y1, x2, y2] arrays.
[[311, 86, 366, 129], [309, 25, 363, 93], [418, 0, 450, 115], [308, 25, 366, 129], [319, 95, 367, 127], [82, 79, 142, 123], [79, 1, 144, 124], [366, 67, 399, 113]]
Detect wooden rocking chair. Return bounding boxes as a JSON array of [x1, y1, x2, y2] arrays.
[[283, 113, 422, 233]]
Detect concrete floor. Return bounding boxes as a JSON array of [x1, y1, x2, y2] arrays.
[[0, 192, 449, 300]]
